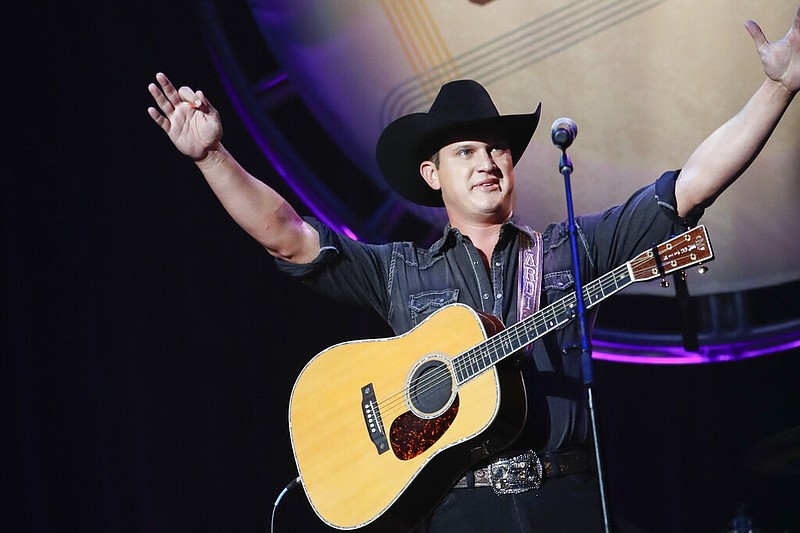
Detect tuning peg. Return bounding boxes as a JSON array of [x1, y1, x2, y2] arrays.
[[697, 263, 708, 274], [660, 278, 670, 289]]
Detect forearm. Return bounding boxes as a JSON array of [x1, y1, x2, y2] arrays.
[[195, 143, 320, 263], [675, 78, 795, 217]]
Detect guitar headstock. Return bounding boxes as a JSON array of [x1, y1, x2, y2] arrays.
[[630, 225, 713, 282]]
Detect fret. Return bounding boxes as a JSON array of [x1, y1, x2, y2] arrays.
[[454, 265, 635, 384], [451, 223, 708, 384], [476, 349, 488, 370], [468, 353, 480, 376]]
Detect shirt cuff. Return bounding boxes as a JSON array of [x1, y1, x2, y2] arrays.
[[654, 169, 704, 227], [273, 217, 340, 278]]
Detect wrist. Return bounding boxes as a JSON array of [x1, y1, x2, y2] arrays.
[[767, 77, 797, 100], [194, 142, 228, 169]]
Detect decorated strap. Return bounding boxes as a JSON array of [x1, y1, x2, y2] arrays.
[[517, 226, 543, 322]]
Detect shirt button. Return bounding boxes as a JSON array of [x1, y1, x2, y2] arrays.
[[495, 261, 501, 267], [496, 293, 503, 300], [483, 294, 490, 300]]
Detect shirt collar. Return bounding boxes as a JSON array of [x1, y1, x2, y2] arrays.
[[428, 218, 532, 255]]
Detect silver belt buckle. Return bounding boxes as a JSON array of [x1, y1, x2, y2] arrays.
[[488, 451, 543, 495]]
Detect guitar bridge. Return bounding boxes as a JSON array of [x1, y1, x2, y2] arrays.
[[361, 384, 388, 454]]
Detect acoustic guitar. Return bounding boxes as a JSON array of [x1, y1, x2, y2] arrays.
[[289, 225, 713, 531]]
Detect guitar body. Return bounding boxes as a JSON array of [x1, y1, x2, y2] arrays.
[[289, 304, 527, 531]]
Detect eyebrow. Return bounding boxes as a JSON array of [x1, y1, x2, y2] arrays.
[[448, 140, 502, 150], [450, 142, 478, 151]]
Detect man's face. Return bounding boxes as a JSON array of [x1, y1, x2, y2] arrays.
[[421, 138, 515, 224]]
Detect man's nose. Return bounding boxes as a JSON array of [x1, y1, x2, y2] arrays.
[[477, 149, 497, 171]]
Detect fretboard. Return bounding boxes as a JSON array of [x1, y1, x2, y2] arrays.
[[452, 263, 632, 384]]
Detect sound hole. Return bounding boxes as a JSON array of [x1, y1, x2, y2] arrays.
[[408, 359, 453, 417]]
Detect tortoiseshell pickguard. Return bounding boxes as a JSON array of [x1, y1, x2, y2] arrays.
[[389, 396, 459, 460]]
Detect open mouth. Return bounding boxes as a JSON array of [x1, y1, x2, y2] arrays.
[[474, 180, 500, 190]]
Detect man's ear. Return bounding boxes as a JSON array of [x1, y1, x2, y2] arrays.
[[420, 161, 441, 191]]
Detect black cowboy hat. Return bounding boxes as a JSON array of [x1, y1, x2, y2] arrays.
[[376, 79, 541, 207]]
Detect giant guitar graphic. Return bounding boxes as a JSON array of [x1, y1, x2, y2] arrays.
[[288, 226, 713, 532]]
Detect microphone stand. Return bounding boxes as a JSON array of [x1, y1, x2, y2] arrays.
[[557, 146, 612, 533]]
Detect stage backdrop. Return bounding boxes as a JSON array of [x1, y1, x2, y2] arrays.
[[249, 0, 800, 295]]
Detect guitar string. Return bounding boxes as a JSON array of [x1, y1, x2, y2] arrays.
[[372, 267, 622, 421], [372, 260, 645, 420], [371, 263, 635, 420], [406, 239, 705, 418], [373, 256, 660, 421], [370, 242, 700, 421]]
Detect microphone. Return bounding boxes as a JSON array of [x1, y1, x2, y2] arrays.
[[551, 118, 578, 150]]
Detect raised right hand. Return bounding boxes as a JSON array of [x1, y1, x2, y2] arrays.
[[744, 5, 800, 95], [147, 72, 223, 161]]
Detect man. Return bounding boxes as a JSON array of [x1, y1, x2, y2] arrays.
[[147, 7, 798, 532]]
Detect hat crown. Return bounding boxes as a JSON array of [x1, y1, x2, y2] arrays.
[[375, 79, 540, 207], [428, 80, 500, 123]]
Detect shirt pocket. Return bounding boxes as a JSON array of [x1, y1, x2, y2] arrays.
[[408, 289, 460, 327], [541, 270, 579, 356], [543, 270, 575, 299]]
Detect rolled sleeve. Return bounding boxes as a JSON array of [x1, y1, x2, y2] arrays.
[[571, 170, 701, 276], [654, 169, 704, 227], [274, 217, 392, 317], [273, 218, 342, 278]]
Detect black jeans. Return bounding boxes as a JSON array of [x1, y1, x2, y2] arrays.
[[416, 473, 604, 532]]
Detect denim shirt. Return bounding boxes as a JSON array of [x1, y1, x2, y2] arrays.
[[277, 170, 699, 451]]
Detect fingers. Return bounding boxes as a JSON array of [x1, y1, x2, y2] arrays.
[[147, 72, 216, 131], [148, 81, 173, 118], [156, 72, 201, 109], [746, 5, 800, 46], [147, 72, 178, 120], [744, 19, 768, 49], [193, 90, 215, 114], [152, 72, 201, 108], [178, 86, 203, 109], [794, 5, 800, 33], [155, 72, 183, 108], [147, 106, 169, 132]]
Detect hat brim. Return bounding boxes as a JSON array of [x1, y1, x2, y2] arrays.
[[376, 104, 541, 207]]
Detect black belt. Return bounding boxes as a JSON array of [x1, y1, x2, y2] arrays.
[[453, 448, 593, 494]]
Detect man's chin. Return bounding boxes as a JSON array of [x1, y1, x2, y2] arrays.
[[475, 203, 513, 222]]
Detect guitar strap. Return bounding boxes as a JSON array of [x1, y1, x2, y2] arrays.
[[517, 226, 544, 335]]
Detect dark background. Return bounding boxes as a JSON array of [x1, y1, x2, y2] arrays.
[[3, 2, 799, 532]]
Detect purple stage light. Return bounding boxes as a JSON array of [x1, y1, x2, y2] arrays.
[[593, 328, 800, 365]]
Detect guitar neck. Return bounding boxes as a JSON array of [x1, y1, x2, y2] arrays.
[[452, 262, 632, 385], [452, 224, 714, 384]]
